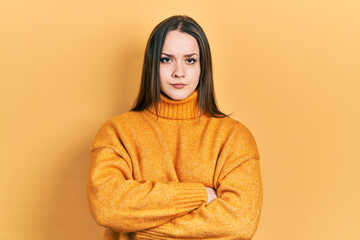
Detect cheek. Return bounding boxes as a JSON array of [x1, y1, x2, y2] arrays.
[[159, 65, 171, 79], [189, 65, 201, 79]]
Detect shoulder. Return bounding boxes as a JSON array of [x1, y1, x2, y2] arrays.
[[92, 111, 143, 140], [91, 111, 144, 150], [210, 115, 255, 137], [214, 116, 259, 159]]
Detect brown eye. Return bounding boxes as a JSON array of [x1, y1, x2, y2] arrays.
[[160, 57, 171, 63], [186, 58, 196, 64]]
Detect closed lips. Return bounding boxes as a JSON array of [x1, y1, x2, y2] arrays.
[[171, 83, 186, 89]]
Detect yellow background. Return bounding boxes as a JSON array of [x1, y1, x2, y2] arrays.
[[1, 0, 359, 239]]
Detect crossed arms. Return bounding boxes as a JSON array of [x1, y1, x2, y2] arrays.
[[87, 121, 263, 239]]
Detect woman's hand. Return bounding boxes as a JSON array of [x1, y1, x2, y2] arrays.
[[205, 187, 218, 205]]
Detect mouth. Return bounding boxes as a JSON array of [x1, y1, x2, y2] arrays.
[[171, 83, 186, 89]]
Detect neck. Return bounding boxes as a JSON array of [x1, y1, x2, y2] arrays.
[[147, 90, 201, 120]]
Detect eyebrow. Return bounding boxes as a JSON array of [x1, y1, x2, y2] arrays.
[[161, 53, 199, 57]]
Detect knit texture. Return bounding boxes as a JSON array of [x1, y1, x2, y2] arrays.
[[87, 89, 263, 240]]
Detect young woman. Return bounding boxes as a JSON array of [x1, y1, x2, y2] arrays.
[[87, 15, 263, 240]]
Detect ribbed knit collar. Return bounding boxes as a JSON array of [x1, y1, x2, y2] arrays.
[[147, 90, 201, 120]]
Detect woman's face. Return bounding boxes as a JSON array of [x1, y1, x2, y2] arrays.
[[159, 30, 201, 101]]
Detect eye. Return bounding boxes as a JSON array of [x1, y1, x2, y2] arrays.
[[160, 57, 171, 63], [186, 58, 197, 64]]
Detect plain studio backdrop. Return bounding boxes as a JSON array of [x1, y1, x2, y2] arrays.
[[0, 0, 359, 239]]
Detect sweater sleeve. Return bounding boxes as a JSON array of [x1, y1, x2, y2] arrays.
[[86, 119, 208, 233], [136, 123, 263, 239]]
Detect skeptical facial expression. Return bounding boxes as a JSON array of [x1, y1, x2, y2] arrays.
[[159, 30, 201, 101]]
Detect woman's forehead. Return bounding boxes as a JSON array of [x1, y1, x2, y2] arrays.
[[162, 30, 199, 55]]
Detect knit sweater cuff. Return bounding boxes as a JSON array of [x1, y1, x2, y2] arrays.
[[170, 182, 207, 208]]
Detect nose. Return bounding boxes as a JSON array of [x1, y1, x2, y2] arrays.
[[172, 61, 185, 78]]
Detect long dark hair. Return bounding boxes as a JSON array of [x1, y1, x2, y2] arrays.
[[131, 15, 230, 118]]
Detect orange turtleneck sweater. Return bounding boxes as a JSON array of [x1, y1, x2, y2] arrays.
[[87, 90, 263, 240]]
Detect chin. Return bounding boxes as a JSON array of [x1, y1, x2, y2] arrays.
[[163, 91, 190, 101]]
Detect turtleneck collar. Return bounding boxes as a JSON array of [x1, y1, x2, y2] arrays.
[[147, 90, 201, 120]]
